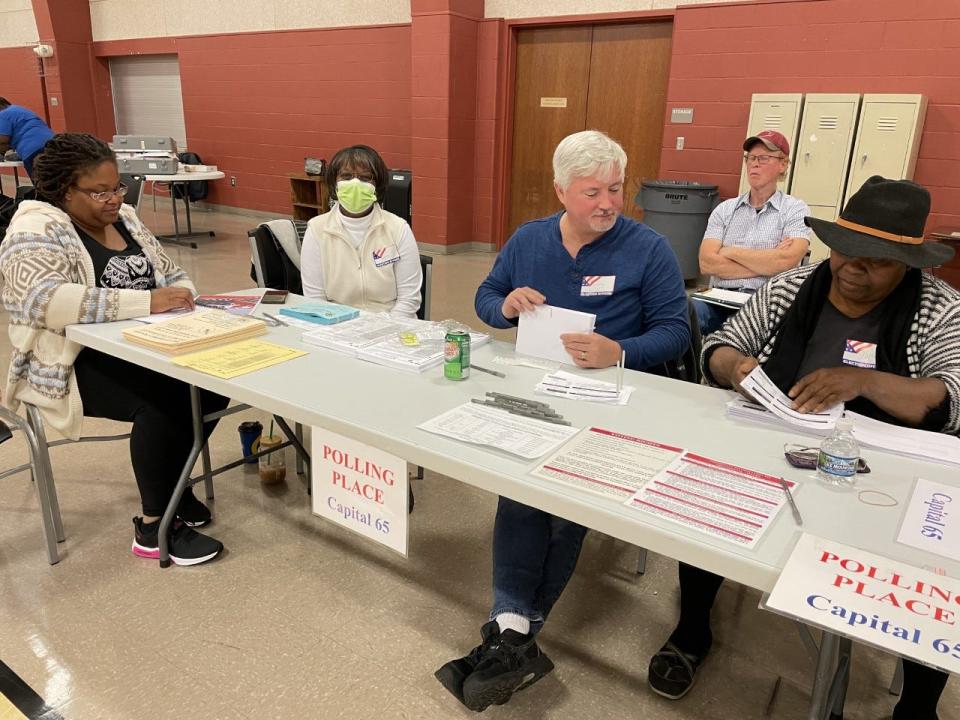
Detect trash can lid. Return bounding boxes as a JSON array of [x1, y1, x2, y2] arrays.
[[641, 179, 718, 191]]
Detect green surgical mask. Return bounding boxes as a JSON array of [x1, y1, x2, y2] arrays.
[[337, 179, 377, 215]]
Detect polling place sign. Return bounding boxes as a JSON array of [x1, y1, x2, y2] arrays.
[[765, 533, 960, 674], [311, 428, 408, 556]]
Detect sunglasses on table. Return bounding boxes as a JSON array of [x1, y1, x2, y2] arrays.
[[783, 444, 871, 473]]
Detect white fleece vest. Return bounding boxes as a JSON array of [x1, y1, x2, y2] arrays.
[[306, 205, 406, 314]]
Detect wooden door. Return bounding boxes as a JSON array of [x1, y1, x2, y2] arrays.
[[585, 22, 672, 220], [505, 21, 673, 240], [507, 26, 592, 237]]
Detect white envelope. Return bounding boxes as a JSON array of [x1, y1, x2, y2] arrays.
[[516, 304, 596, 365]]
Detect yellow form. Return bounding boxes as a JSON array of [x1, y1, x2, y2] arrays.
[[172, 339, 307, 379]]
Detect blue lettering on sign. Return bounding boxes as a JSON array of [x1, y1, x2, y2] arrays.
[[805, 594, 921, 644]]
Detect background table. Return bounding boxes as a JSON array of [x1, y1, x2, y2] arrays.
[[0, 160, 24, 196], [144, 170, 225, 248]]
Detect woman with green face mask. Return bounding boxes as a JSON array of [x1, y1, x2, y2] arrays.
[[300, 145, 423, 318]]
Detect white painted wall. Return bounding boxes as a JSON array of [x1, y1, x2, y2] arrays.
[[88, 0, 411, 41], [0, 0, 39, 48]]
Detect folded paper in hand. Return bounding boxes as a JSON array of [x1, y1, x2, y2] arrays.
[[516, 304, 596, 366]]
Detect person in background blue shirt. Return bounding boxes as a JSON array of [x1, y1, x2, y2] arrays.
[[436, 130, 690, 712], [0, 97, 55, 179]]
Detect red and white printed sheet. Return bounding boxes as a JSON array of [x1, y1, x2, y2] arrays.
[[627, 452, 795, 549]]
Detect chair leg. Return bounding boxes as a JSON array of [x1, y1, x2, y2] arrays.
[[636, 547, 648, 575], [889, 657, 904, 696], [20, 411, 60, 564], [26, 405, 64, 544], [295, 423, 305, 476]]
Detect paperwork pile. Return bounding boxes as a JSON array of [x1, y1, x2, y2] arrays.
[[122, 309, 265, 354], [301, 314, 489, 373], [535, 370, 633, 405]]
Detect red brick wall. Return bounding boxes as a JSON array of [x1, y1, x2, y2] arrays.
[[658, 0, 960, 232], [95, 25, 411, 215]]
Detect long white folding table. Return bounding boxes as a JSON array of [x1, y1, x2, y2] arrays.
[[144, 170, 225, 248], [66, 305, 960, 719]]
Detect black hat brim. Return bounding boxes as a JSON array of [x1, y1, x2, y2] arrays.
[[805, 216, 955, 269]]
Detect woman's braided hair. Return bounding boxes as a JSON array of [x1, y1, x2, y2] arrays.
[[32, 133, 116, 207]]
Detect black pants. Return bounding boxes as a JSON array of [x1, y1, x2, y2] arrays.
[[677, 563, 949, 719], [73, 348, 230, 517]]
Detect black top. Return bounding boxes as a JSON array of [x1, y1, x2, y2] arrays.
[[795, 300, 884, 380], [75, 222, 156, 290]]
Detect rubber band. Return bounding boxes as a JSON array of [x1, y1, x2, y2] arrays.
[[857, 489, 898, 507]]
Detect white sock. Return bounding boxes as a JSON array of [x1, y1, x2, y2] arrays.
[[495, 612, 531, 636]]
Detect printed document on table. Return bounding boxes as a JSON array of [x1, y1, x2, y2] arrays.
[[418, 403, 579, 460], [531, 427, 681, 500], [897, 478, 960, 560], [516, 304, 596, 366], [626, 452, 795, 549], [739, 365, 843, 431], [846, 411, 960, 467], [535, 370, 634, 405], [172, 339, 306, 379], [302, 315, 414, 355]]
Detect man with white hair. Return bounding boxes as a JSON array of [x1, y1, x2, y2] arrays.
[[435, 130, 690, 712]]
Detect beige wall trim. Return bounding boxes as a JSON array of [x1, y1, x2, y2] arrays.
[[0, 3, 39, 48], [419, 241, 497, 255], [485, 0, 748, 19]]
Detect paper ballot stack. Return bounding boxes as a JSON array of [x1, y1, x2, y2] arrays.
[[122, 309, 266, 354]]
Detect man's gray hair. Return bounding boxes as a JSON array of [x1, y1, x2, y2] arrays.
[[553, 130, 627, 191]]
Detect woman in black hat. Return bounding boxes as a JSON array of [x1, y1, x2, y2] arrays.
[[649, 177, 958, 719]]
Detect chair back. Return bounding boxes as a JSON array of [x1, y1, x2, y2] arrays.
[[663, 297, 702, 384], [248, 220, 306, 293], [418, 254, 433, 321], [119, 173, 145, 211]]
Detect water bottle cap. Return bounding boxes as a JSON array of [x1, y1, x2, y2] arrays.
[[836, 418, 853, 432]]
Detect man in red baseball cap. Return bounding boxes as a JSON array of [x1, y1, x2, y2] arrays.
[[694, 129, 811, 335]]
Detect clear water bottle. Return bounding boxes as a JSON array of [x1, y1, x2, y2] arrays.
[[817, 418, 860, 486]]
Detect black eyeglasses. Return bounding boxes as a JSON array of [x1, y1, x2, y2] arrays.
[[783, 444, 870, 473], [743, 154, 784, 166]]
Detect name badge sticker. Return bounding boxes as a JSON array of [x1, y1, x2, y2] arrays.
[[580, 275, 616, 296], [372, 246, 401, 268], [842, 339, 877, 369]]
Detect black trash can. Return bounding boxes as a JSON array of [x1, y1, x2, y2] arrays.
[[637, 180, 719, 280]]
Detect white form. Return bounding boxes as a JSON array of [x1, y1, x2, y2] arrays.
[[897, 478, 960, 561], [692, 288, 752, 309], [531, 427, 681, 500], [535, 370, 634, 405], [418, 403, 579, 460], [846, 411, 960, 467], [740, 365, 843, 432], [302, 315, 414, 355], [627, 452, 795, 549], [516, 304, 596, 366]]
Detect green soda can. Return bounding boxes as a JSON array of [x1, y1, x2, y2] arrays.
[[443, 325, 471, 380]]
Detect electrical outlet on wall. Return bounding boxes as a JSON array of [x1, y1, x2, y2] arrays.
[[230, 176, 237, 187], [676, 136, 685, 151]]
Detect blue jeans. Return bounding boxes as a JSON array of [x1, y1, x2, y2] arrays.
[[692, 298, 736, 336], [490, 496, 587, 634]]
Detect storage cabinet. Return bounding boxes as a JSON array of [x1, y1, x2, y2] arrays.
[[790, 94, 862, 262], [844, 94, 926, 205], [738, 93, 804, 195], [290, 174, 329, 221]]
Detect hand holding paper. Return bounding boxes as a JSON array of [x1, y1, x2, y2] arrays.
[[560, 331, 622, 368], [516, 304, 596, 366], [501, 286, 546, 319]]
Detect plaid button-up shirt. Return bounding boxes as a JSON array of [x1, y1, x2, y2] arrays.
[[705, 190, 811, 291]]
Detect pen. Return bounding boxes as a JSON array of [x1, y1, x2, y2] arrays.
[[471, 399, 571, 425], [779, 477, 803, 525], [488, 392, 550, 409], [262, 312, 287, 327], [471, 363, 506, 378]]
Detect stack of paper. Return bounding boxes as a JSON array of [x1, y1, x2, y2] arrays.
[[535, 370, 634, 405], [194, 294, 261, 316], [301, 315, 414, 355], [122, 309, 266, 354], [736, 366, 844, 431], [691, 288, 752, 309]]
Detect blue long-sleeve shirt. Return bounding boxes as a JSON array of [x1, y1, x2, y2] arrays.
[[475, 213, 690, 370]]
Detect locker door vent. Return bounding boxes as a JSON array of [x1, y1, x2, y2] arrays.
[[818, 116, 839, 130], [877, 117, 898, 132], [763, 114, 783, 128]]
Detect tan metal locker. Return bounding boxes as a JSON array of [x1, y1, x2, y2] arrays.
[[791, 94, 862, 262], [844, 94, 927, 205], [738, 93, 804, 195]]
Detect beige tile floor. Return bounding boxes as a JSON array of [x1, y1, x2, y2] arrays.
[[0, 202, 956, 720]]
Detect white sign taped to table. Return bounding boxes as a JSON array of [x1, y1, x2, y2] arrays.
[[765, 533, 960, 674], [311, 427, 408, 556], [898, 478, 960, 561]]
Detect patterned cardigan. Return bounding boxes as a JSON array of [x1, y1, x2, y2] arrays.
[[701, 263, 960, 435], [0, 201, 195, 439]]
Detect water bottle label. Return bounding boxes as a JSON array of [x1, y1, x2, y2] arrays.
[[818, 450, 857, 477]]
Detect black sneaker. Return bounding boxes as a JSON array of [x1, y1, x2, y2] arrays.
[[458, 621, 554, 712], [435, 624, 492, 706], [647, 640, 708, 700], [176, 487, 212, 527], [132, 517, 223, 566]]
